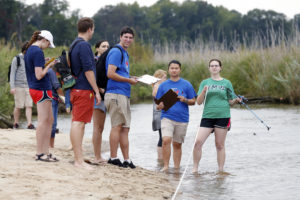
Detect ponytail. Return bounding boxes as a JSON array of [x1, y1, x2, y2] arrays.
[[24, 31, 43, 53]]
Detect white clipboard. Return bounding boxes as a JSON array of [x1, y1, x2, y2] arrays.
[[137, 74, 160, 85]]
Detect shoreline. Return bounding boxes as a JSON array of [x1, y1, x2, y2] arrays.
[[0, 129, 174, 200], [0, 102, 296, 129]]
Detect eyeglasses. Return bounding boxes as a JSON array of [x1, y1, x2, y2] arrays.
[[209, 65, 220, 67], [100, 45, 109, 48]]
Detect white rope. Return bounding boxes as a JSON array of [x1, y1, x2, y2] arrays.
[[171, 88, 209, 200]]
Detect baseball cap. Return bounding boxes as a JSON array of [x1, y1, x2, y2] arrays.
[[39, 30, 55, 48]]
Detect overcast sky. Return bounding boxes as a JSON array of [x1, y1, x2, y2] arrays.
[[23, 0, 300, 19]]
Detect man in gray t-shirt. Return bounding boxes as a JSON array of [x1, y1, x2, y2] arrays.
[[9, 42, 34, 129]]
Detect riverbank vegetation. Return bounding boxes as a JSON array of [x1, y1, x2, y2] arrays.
[[130, 39, 300, 105], [1, 30, 299, 121], [1, 0, 299, 126]]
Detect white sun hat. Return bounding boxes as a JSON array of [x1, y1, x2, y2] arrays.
[[39, 30, 55, 48]]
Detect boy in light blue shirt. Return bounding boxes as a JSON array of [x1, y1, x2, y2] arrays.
[[104, 27, 138, 169], [156, 60, 197, 172]]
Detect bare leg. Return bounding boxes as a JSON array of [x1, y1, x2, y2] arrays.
[[70, 121, 93, 170], [50, 137, 54, 148], [25, 106, 32, 126], [157, 147, 163, 160], [214, 128, 228, 172], [192, 127, 213, 173], [172, 141, 182, 169], [13, 107, 21, 125], [109, 125, 122, 158], [68, 112, 73, 150], [92, 109, 106, 162], [36, 100, 53, 155], [120, 127, 130, 160], [162, 136, 172, 171]]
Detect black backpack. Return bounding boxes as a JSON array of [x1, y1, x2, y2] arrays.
[[96, 46, 123, 99], [53, 50, 75, 90], [53, 38, 84, 90], [8, 55, 21, 82]]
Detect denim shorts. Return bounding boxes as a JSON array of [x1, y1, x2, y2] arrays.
[[94, 98, 106, 112]]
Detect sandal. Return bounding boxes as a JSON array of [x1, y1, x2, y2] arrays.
[[47, 153, 59, 162], [35, 153, 49, 162], [84, 158, 107, 165]]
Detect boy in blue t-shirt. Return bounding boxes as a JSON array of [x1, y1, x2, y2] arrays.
[[104, 27, 138, 169], [156, 60, 197, 172]]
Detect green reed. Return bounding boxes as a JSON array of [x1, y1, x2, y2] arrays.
[[1, 29, 300, 118], [141, 30, 300, 104]]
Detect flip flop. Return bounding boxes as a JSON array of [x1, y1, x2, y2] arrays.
[[84, 159, 99, 165], [84, 158, 107, 165]]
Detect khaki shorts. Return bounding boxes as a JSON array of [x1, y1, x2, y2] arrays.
[[104, 93, 131, 128], [161, 118, 188, 143], [15, 87, 33, 108]]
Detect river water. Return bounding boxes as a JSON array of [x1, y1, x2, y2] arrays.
[[37, 104, 300, 199]]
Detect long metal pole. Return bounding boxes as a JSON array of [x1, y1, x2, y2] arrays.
[[229, 89, 271, 131], [171, 89, 209, 200]]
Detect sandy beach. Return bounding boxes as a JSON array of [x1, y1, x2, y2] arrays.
[[0, 129, 174, 200]]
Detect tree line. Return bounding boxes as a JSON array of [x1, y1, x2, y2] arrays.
[[1, 0, 300, 48]]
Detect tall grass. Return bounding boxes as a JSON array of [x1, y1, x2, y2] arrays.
[[273, 60, 300, 104], [0, 25, 300, 119], [142, 26, 300, 104], [0, 41, 18, 116]]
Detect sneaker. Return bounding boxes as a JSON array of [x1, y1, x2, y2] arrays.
[[13, 123, 19, 129], [107, 158, 123, 167], [123, 160, 136, 169], [27, 124, 35, 129]]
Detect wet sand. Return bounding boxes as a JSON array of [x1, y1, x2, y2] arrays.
[[0, 129, 174, 200]]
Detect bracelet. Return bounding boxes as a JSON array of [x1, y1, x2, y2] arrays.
[[185, 98, 188, 104]]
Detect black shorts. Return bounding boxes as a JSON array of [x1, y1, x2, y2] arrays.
[[200, 118, 231, 130]]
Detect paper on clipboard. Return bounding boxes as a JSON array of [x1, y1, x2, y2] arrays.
[[137, 74, 160, 85], [154, 89, 178, 111]]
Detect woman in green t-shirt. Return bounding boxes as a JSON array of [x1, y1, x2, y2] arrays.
[[192, 59, 241, 173]]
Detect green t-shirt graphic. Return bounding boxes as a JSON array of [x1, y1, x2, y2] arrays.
[[198, 78, 235, 118]]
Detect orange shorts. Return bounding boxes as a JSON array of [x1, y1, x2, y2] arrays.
[[70, 89, 94, 123], [29, 89, 53, 104]]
